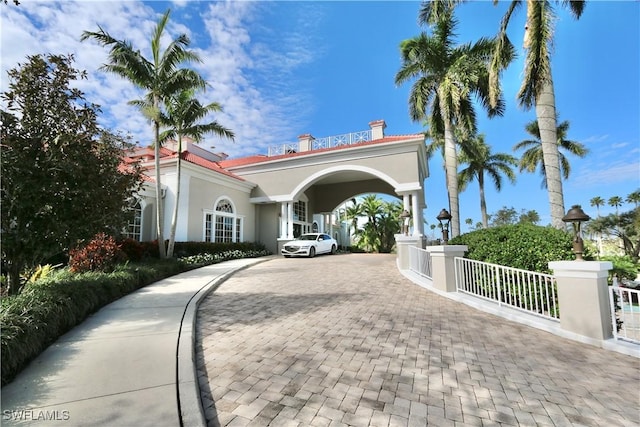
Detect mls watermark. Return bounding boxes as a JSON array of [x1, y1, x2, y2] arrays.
[[2, 409, 70, 422]]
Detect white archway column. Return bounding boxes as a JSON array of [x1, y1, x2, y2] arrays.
[[403, 194, 410, 212], [287, 202, 294, 238], [411, 191, 421, 236], [280, 202, 287, 239]]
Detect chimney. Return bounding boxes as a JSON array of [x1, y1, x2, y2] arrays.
[[298, 134, 314, 152], [369, 120, 386, 140]]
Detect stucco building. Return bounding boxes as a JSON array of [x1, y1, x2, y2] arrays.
[[126, 120, 428, 254]]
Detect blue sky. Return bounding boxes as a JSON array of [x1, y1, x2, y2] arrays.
[[2, 1, 639, 231]]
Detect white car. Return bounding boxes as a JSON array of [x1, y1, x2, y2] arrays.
[[281, 233, 338, 258]]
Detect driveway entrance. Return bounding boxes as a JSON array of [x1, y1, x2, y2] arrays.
[[196, 254, 639, 426]]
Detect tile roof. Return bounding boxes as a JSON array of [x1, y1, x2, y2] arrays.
[[218, 134, 425, 168], [125, 146, 245, 182]]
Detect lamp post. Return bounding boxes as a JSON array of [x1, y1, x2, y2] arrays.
[[436, 208, 452, 244], [562, 205, 591, 261], [400, 210, 411, 236]]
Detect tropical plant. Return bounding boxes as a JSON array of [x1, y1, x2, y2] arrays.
[[590, 196, 605, 217], [589, 208, 640, 262], [489, 0, 586, 229], [395, 3, 511, 238], [82, 9, 206, 258], [458, 133, 517, 228], [0, 54, 142, 295], [608, 196, 623, 215], [590, 196, 606, 256], [159, 89, 235, 258], [349, 195, 402, 253], [627, 190, 640, 208], [513, 118, 589, 188]]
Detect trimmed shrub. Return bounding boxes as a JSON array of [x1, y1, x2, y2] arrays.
[[449, 224, 590, 273], [1, 260, 185, 385], [0, 245, 271, 385], [118, 238, 145, 262], [69, 233, 126, 273], [173, 241, 268, 258]]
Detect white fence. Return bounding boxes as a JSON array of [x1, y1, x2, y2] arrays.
[[455, 257, 560, 321], [313, 130, 372, 150], [408, 246, 432, 280], [267, 129, 373, 157], [609, 286, 640, 344]]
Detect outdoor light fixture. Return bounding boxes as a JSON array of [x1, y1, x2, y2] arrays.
[[400, 210, 411, 236], [562, 205, 591, 261], [436, 208, 452, 244]]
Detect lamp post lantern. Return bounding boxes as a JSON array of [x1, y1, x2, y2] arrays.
[[562, 205, 590, 261], [436, 208, 452, 244]]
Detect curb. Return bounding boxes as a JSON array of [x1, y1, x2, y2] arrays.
[[176, 257, 274, 427]]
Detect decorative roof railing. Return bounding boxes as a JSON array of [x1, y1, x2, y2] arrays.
[[312, 129, 372, 150], [268, 143, 299, 157], [267, 129, 372, 157]]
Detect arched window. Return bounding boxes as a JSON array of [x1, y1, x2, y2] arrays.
[[204, 198, 242, 243]]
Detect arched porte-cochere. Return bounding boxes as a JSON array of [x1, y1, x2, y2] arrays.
[[221, 121, 429, 254]]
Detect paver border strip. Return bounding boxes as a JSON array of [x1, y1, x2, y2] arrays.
[[176, 256, 275, 427]]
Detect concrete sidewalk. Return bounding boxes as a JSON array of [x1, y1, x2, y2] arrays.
[[1, 257, 269, 427]]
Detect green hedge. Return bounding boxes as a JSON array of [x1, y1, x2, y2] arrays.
[[0, 260, 185, 386], [1, 244, 271, 386], [448, 223, 590, 273]]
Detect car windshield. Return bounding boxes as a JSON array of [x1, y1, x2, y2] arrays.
[[298, 234, 317, 241]]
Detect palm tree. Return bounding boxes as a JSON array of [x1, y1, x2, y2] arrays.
[[626, 190, 640, 208], [395, 6, 511, 238], [590, 196, 605, 217], [489, 0, 586, 229], [458, 134, 517, 228], [589, 196, 605, 257], [81, 9, 206, 258], [513, 118, 589, 188], [609, 196, 623, 215], [159, 89, 235, 258]]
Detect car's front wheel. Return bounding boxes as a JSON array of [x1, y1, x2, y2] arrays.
[[308, 247, 316, 258], [330, 245, 337, 255]]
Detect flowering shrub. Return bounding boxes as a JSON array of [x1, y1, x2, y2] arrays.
[[69, 233, 126, 273], [179, 249, 271, 267]]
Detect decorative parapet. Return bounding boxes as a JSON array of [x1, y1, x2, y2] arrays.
[[267, 129, 373, 157], [312, 129, 372, 151]]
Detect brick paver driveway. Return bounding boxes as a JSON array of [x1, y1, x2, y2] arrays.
[[196, 254, 639, 427]]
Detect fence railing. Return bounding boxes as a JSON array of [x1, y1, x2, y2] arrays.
[[409, 246, 432, 280], [609, 285, 640, 344], [312, 129, 372, 150], [267, 143, 299, 157], [455, 257, 559, 321]]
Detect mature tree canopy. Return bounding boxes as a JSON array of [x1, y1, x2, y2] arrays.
[[1, 54, 143, 294], [589, 208, 640, 262]]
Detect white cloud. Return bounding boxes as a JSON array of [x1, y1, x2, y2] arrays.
[[1, 0, 324, 157], [571, 158, 640, 187]]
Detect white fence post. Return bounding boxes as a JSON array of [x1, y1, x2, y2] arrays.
[[425, 245, 468, 293], [549, 260, 613, 342], [396, 234, 424, 270]]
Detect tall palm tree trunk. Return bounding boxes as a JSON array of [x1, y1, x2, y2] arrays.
[[478, 172, 488, 228], [153, 117, 167, 258], [443, 117, 460, 237], [167, 136, 182, 258], [536, 79, 565, 229]]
